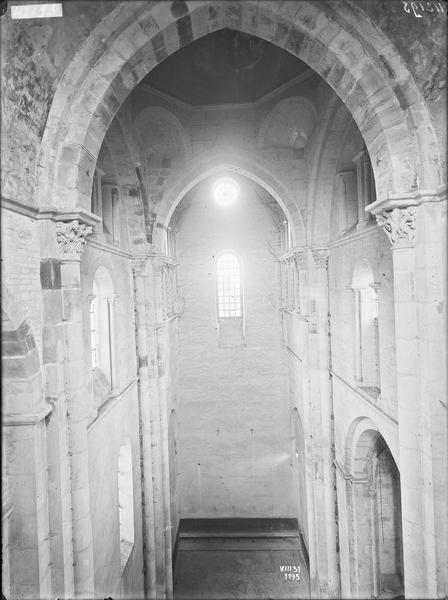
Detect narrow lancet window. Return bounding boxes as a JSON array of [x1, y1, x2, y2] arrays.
[[217, 253, 242, 318]]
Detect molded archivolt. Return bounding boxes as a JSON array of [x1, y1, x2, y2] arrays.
[[343, 416, 399, 476], [153, 150, 305, 248], [257, 96, 317, 150], [35, 0, 443, 220]]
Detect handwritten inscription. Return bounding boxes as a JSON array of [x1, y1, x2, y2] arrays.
[[280, 565, 301, 581], [402, 1, 447, 17]]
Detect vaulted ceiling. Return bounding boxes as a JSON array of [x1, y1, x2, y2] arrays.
[[144, 29, 309, 105]]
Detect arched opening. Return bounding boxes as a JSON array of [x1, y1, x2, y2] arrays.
[[351, 260, 380, 394], [351, 430, 403, 599], [33, 3, 442, 236], [90, 267, 115, 395], [3, 2, 441, 599]]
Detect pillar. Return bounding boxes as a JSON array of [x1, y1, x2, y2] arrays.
[[375, 201, 445, 598], [145, 257, 173, 598], [152, 257, 174, 600], [353, 150, 371, 230], [132, 258, 157, 598], [348, 286, 362, 382], [56, 220, 95, 599], [308, 247, 339, 598]]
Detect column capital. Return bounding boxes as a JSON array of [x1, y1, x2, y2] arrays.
[[150, 254, 177, 273], [292, 249, 308, 269], [375, 206, 417, 248], [311, 247, 329, 270], [132, 257, 148, 275], [56, 220, 92, 256]]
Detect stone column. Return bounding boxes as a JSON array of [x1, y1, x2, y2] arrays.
[[152, 257, 174, 599], [56, 220, 95, 599], [106, 293, 119, 394], [348, 286, 362, 382], [145, 258, 170, 597], [132, 258, 157, 599], [375, 204, 440, 598], [353, 150, 371, 230], [156, 322, 174, 600], [308, 248, 339, 598]]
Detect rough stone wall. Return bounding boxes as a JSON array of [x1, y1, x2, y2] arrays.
[[1, 211, 42, 356], [174, 177, 294, 518], [0, 1, 118, 203]]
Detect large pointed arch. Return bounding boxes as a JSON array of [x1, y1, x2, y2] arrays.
[[35, 0, 443, 221], [153, 150, 305, 247]]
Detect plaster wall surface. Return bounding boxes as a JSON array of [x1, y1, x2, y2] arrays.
[[87, 384, 143, 600], [174, 177, 294, 518]]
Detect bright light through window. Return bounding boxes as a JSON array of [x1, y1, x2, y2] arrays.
[[213, 177, 240, 206], [217, 253, 242, 318]]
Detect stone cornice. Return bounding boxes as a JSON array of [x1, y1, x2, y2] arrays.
[[3, 402, 53, 426], [1, 195, 39, 218], [366, 185, 447, 215], [37, 206, 102, 227], [1, 199, 103, 234], [87, 237, 133, 259]]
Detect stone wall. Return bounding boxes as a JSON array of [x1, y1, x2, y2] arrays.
[[174, 176, 294, 518]]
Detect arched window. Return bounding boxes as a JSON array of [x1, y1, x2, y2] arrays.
[[350, 260, 380, 392], [89, 267, 116, 389], [217, 253, 242, 318], [118, 440, 134, 571]]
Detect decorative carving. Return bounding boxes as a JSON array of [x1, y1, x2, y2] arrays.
[[152, 256, 169, 274], [311, 249, 329, 269], [376, 207, 417, 247], [294, 251, 308, 270], [56, 220, 92, 255], [132, 257, 147, 276]]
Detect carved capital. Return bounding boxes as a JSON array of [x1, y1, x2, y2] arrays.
[[132, 257, 147, 276], [56, 220, 92, 255], [311, 249, 329, 270], [376, 207, 416, 247], [293, 251, 308, 270], [152, 256, 168, 274]]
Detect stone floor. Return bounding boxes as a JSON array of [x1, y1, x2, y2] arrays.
[[173, 519, 310, 600]]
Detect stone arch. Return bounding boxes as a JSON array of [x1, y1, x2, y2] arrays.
[[35, 0, 442, 221], [344, 416, 398, 473], [345, 419, 403, 599], [257, 96, 318, 150], [308, 99, 356, 244], [154, 151, 305, 248]]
